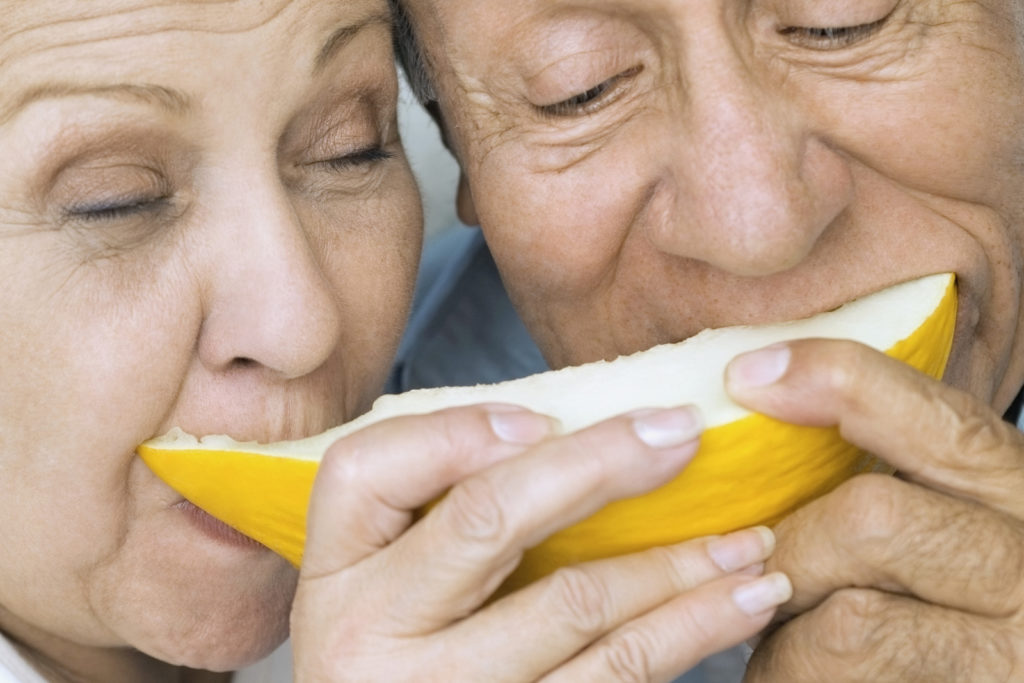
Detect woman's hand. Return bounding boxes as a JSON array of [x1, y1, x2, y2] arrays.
[[290, 404, 790, 682], [726, 340, 1024, 682]]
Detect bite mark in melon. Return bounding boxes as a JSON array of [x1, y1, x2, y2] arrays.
[[138, 273, 957, 592]]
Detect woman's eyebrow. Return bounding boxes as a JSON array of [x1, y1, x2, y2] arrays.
[[0, 82, 192, 126], [314, 10, 392, 73]]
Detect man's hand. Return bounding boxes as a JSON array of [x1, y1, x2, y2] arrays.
[[290, 403, 791, 682], [725, 339, 1024, 682]]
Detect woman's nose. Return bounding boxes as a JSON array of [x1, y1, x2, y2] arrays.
[[197, 177, 343, 380], [645, 28, 853, 276]]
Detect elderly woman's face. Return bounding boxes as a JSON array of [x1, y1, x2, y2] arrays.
[[413, 0, 1024, 410], [0, 0, 420, 672]]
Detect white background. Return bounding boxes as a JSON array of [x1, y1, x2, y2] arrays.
[[397, 76, 462, 239]]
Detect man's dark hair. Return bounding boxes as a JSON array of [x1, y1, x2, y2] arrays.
[[387, 0, 437, 104]]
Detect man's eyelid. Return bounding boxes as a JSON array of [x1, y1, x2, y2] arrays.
[[535, 65, 643, 118], [522, 37, 642, 100], [777, 3, 899, 49]]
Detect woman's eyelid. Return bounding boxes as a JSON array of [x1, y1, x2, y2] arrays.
[[319, 145, 394, 170], [304, 118, 390, 167], [64, 195, 170, 222], [50, 162, 172, 220]]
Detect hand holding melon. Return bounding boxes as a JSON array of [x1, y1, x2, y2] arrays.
[[726, 306, 1024, 683], [139, 273, 956, 593]]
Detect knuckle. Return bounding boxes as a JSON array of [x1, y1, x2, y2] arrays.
[[777, 590, 1018, 683], [566, 423, 634, 468], [596, 627, 657, 683], [959, 625, 1017, 683], [916, 501, 1024, 609], [647, 544, 709, 592], [819, 342, 866, 395], [746, 628, 813, 683], [809, 340, 876, 408], [318, 444, 363, 490], [670, 596, 719, 650], [545, 565, 616, 637], [433, 406, 501, 457], [944, 391, 1017, 458], [440, 474, 510, 546], [825, 592, 1014, 682], [830, 475, 1024, 614], [970, 524, 1024, 611], [817, 589, 890, 659], [829, 474, 908, 551]]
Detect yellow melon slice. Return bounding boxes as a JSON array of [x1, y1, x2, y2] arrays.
[[138, 273, 956, 593]]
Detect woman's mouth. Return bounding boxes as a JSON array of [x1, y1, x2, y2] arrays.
[[173, 499, 268, 552]]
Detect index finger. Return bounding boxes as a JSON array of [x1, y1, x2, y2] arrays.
[[724, 338, 1024, 518], [302, 404, 554, 577]]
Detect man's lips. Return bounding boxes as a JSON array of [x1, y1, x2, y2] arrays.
[[173, 499, 268, 551]]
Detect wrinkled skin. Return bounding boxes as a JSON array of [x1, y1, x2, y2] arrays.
[[728, 340, 1024, 681], [1, 2, 789, 682], [399, 0, 1024, 679], [292, 404, 788, 682], [0, 0, 420, 678]]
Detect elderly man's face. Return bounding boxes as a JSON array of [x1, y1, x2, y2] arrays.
[[408, 0, 1024, 410]]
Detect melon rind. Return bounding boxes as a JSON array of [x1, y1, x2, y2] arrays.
[[138, 273, 957, 586]]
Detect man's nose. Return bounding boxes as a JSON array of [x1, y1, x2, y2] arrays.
[[197, 175, 343, 380], [646, 28, 853, 276]]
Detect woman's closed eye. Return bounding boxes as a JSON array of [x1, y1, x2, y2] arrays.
[[64, 195, 170, 223], [319, 145, 394, 172], [538, 65, 643, 118], [50, 159, 176, 228]]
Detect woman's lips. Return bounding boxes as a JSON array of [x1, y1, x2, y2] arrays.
[[174, 499, 268, 552]]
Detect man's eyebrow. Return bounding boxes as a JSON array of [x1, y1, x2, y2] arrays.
[[0, 82, 191, 125], [314, 10, 393, 73]]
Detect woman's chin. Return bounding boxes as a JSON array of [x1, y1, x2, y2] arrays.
[[134, 566, 296, 673], [98, 503, 299, 672]]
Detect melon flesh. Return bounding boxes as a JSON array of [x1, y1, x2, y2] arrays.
[[139, 273, 957, 593]]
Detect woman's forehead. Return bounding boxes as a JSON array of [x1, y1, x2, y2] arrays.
[[0, 0, 391, 80], [3, 0, 295, 42], [0, 0, 393, 118]]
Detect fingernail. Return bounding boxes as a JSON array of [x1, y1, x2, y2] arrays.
[[488, 408, 556, 444], [707, 526, 776, 572], [630, 406, 703, 448], [732, 572, 793, 616], [728, 344, 791, 388]]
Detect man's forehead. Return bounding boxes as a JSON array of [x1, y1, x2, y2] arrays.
[[401, 0, 663, 57]]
